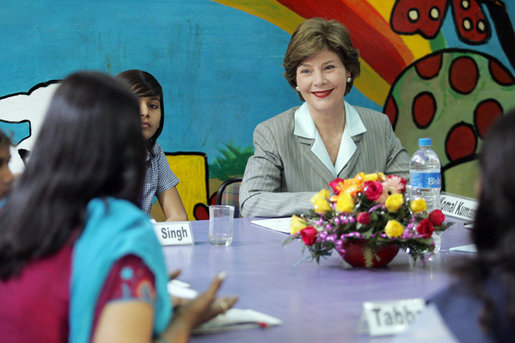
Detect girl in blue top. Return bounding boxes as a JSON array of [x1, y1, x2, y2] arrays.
[[118, 70, 188, 222]]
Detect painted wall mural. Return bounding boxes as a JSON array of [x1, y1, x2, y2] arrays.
[[0, 82, 58, 172], [1, 0, 513, 219]]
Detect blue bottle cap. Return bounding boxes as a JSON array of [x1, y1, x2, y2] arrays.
[[418, 138, 432, 146]]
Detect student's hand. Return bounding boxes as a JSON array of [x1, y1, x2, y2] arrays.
[[168, 269, 181, 281], [157, 272, 238, 343], [172, 271, 238, 330], [168, 269, 187, 307]]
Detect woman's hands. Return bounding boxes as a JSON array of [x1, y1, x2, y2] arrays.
[[159, 271, 238, 342], [174, 271, 238, 328]]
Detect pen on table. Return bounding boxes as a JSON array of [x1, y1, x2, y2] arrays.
[[230, 321, 269, 328]]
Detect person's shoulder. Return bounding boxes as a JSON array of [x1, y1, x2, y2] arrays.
[[353, 105, 388, 120], [256, 106, 298, 131], [352, 105, 391, 128], [260, 106, 298, 126], [150, 142, 166, 157]]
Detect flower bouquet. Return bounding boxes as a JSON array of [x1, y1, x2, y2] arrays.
[[284, 172, 450, 267]]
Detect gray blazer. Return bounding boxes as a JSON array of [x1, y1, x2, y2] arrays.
[[240, 105, 410, 218]]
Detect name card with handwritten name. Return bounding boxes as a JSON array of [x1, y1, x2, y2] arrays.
[[153, 221, 194, 246], [357, 298, 426, 336], [440, 192, 478, 221]]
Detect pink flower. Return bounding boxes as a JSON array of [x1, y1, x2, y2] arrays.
[[377, 175, 407, 203], [300, 226, 318, 246], [328, 178, 345, 195], [357, 212, 370, 225], [363, 181, 383, 201]]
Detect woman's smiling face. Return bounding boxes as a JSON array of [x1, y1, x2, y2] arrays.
[[296, 49, 350, 116]]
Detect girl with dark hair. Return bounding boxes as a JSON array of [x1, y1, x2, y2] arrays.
[[394, 111, 515, 342], [0, 129, 14, 203], [0, 71, 237, 343], [117, 69, 187, 222]]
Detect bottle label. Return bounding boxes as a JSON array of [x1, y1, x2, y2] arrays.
[[410, 171, 441, 188]]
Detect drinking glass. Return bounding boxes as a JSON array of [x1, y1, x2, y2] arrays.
[[208, 205, 234, 246]]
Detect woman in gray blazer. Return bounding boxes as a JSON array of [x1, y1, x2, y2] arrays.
[[240, 18, 409, 218]]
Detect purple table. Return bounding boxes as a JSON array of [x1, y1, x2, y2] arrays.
[[162, 218, 472, 342]]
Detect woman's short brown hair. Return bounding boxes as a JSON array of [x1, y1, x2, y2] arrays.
[[283, 18, 360, 99]]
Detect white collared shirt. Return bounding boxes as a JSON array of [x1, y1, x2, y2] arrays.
[[293, 101, 367, 178]]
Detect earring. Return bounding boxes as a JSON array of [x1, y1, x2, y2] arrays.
[[295, 86, 300, 91], [347, 77, 352, 83]]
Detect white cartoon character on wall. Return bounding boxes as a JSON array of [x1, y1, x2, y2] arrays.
[[0, 81, 59, 174]]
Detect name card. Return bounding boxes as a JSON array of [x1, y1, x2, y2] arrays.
[[440, 192, 478, 221], [153, 221, 194, 246], [357, 299, 426, 336]]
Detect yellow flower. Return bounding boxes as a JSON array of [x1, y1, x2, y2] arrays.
[[354, 172, 365, 181], [385, 193, 404, 212], [385, 220, 404, 238], [338, 173, 365, 196], [311, 189, 331, 214], [410, 198, 427, 213], [377, 172, 386, 182], [290, 215, 307, 235], [364, 173, 379, 182], [336, 193, 354, 213], [345, 184, 361, 197]]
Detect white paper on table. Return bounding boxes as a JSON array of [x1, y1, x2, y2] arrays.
[[193, 308, 282, 334], [449, 244, 477, 253], [168, 279, 198, 299], [464, 222, 474, 230], [251, 217, 292, 233]]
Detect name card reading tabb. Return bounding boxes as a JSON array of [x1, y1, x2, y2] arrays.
[[153, 222, 194, 246], [357, 298, 426, 336]]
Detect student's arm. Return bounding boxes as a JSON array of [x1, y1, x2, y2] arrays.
[[92, 301, 155, 343], [158, 187, 188, 222], [151, 145, 187, 222], [92, 273, 238, 343]]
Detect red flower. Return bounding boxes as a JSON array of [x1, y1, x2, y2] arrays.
[[363, 181, 383, 201], [300, 226, 318, 246], [428, 209, 445, 226], [416, 219, 434, 238], [328, 178, 345, 195], [357, 212, 370, 225]]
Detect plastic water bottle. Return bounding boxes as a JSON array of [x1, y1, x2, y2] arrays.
[[409, 138, 442, 253]]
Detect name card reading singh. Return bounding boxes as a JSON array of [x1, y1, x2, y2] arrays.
[[153, 222, 194, 246]]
